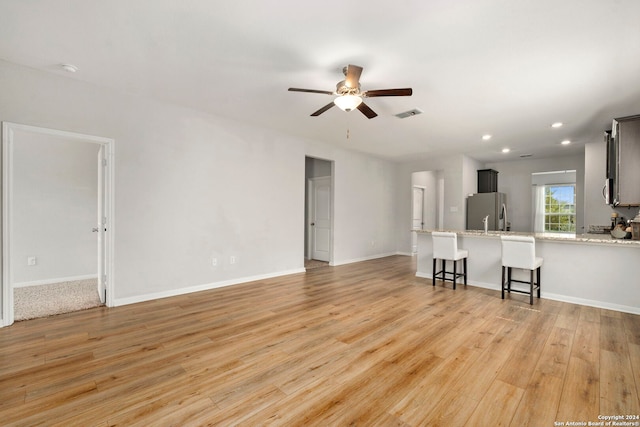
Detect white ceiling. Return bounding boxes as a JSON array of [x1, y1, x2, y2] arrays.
[[1, 0, 639, 163]]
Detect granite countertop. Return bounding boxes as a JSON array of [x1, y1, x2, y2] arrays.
[[415, 229, 640, 246]]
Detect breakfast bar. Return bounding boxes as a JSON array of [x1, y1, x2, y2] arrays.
[[415, 230, 640, 314]]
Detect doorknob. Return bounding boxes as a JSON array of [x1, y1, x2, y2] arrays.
[[92, 228, 99, 232]]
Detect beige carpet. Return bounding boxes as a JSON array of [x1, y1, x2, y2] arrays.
[[14, 279, 103, 321], [304, 259, 330, 270]]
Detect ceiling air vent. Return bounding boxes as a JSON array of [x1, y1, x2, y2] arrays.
[[395, 108, 423, 119]]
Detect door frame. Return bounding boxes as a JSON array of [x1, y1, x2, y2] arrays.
[[1, 122, 115, 327]]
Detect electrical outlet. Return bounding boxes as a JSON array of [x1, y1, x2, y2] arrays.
[[27, 256, 37, 266], [211, 257, 218, 266], [230, 256, 236, 265]]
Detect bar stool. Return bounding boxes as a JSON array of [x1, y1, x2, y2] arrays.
[[432, 232, 468, 290], [500, 235, 543, 305]]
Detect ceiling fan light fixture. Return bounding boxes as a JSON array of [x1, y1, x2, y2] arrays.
[[334, 94, 362, 112]]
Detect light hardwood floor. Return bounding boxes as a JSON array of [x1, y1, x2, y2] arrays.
[[0, 255, 638, 426]]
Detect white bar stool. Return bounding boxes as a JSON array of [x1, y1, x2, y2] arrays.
[[500, 235, 543, 305], [432, 232, 468, 290]]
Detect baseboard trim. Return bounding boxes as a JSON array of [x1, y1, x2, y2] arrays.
[[113, 268, 306, 307], [415, 272, 639, 315], [540, 292, 640, 315], [13, 274, 98, 288], [332, 252, 404, 266], [396, 251, 414, 257]]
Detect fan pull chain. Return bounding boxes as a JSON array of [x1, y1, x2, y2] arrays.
[[346, 114, 350, 140]]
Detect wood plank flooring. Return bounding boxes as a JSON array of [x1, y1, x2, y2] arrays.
[[0, 255, 638, 426]]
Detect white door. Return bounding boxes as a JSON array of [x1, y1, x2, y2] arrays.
[[412, 187, 424, 229], [311, 176, 331, 262], [412, 187, 424, 253], [96, 145, 106, 303]]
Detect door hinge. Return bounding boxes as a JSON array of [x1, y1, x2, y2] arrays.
[[102, 158, 107, 167]]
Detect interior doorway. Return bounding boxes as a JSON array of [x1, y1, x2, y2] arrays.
[[411, 186, 425, 253], [411, 170, 442, 253], [304, 157, 333, 268], [2, 123, 114, 326]]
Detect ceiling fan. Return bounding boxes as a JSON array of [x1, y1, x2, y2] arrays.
[[288, 64, 412, 119]]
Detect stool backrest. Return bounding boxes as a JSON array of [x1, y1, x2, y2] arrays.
[[501, 235, 536, 269], [432, 232, 458, 259]]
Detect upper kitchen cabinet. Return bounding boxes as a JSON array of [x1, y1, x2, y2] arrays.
[[477, 169, 498, 193], [611, 115, 640, 206]]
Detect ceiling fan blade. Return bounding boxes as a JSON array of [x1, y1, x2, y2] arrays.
[[357, 102, 378, 119], [363, 88, 413, 97], [289, 88, 334, 95], [311, 102, 336, 116], [344, 64, 363, 89]]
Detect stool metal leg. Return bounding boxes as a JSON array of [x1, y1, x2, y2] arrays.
[[501, 266, 505, 299], [463, 258, 467, 285], [537, 266, 541, 298], [453, 260, 457, 290], [529, 269, 534, 305], [432, 258, 436, 286]]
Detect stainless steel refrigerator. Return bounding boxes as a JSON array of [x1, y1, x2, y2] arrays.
[[466, 192, 508, 231]]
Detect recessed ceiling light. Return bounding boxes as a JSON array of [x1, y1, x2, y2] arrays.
[[482, 134, 492, 141], [551, 122, 563, 128], [60, 63, 78, 73], [502, 148, 510, 153], [561, 140, 571, 145]]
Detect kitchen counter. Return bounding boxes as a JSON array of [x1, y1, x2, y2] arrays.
[[415, 230, 639, 314], [416, 229, 640, 246]]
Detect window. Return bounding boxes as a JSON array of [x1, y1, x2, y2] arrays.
[[544, 184, 576, 233]]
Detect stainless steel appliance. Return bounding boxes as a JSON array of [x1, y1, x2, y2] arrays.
[[467, 192, 508, 231]]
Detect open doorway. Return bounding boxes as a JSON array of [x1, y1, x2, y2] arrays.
[[304, 157, 333, 270], [411, 170, 442, 253], [2, 123, 114, 326]]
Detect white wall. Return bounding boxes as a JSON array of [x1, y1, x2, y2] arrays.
[[0, 60, 401, 312], [485, 154, 585, 232], [11, 130, 99, 285], [462, 156, 483, 199], [305, 157, 332, 179]]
